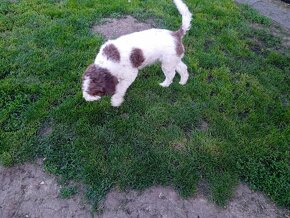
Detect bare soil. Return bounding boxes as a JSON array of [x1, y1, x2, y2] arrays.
[[92, 16, 154, 40], [251, 22, 290, 48], [101, 185, 289, 218], [0, 160, 92, 218], [236, 0, 290, 30], [0, 160, 289, 218]]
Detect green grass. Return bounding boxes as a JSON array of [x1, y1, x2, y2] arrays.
[[59, 186, 78, 199], [1, 0, 289, 209]]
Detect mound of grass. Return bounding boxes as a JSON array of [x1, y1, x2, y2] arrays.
[[1, 0, 289, 208]]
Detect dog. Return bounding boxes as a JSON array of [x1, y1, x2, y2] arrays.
[[82, 0, 192, 107]]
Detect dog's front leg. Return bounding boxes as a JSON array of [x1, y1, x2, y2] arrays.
[[111, 74, 137, 107]]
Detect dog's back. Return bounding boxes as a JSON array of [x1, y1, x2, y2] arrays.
[[95, 29, 177, 70]]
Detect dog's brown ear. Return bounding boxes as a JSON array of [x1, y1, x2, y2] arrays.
[[104, 73, 118, 96], [89, 85, 105, 96], [83, 64, 96, 78], [83, 64, 105, 96], [83, 64, 118, 96]]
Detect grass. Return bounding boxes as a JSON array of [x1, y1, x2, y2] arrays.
[[1, 0, 289, 209], [59, 186, 78, 199]]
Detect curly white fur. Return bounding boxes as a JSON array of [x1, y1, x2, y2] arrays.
[[82, 0, 192, 107], [173, 0, 192, 32]]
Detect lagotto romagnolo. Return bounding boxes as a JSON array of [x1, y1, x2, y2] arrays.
[[82, 0, 192, 107]]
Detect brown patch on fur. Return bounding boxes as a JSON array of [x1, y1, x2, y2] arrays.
[[171, 28, 185, 56], [102, 44, 121, 62], [130, 48, 145, 68], [83, 64, 118, 96]]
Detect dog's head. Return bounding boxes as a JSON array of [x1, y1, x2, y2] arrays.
[[82, 64, 118, 101]]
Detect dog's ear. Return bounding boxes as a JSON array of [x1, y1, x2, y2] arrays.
[[83, 64, 96, 79], [83, 64, 105, 96], [89, 85, 105, 96], [104, 73, 118, 95], [83, 64, 118, 96]]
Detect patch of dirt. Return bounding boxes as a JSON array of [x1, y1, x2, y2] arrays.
[[38, 126, 53, 137], [0, 160, 92, 218], [171, 138, 188, 151], [101, 185, 289, 218], [199, 119, 209, 131], [236, 0, 290, 30], [92, 16, 154, 40], [251, 22, 290, 48], [1, 161, 289, 218]]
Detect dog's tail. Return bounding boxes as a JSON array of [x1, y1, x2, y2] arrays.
[[173, 0, 192, 35]]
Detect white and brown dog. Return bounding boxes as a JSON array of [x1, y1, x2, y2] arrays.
[[82, 0, 192, 107]]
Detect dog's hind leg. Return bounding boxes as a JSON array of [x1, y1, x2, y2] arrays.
[[160, 61, 178, 87], [176, 61, 189, 85]]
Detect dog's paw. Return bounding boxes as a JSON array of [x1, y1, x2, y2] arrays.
[[179, 75, 189, 85], [83, 92, 101, 101], [179, 80, 188, 85], [159, 81, 171, 87], [111, 96, 124, 107]]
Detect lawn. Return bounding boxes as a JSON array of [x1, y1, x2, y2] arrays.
[[0, 0, 289, 209]]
